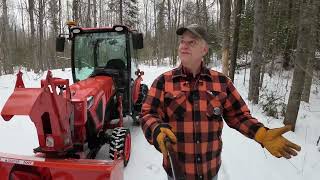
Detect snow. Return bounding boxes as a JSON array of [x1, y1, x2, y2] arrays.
[[0, 65, 320, 180]]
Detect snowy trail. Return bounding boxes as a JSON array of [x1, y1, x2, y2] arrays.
[[123, 120, 167, 180]]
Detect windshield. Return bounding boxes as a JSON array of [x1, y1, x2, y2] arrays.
[[73, 32, 127, 81]]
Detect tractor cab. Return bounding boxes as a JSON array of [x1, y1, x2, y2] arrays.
[[56, 24, 145, 119]]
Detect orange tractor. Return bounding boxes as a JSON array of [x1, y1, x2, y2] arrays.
[[0, 23, 148, 180]]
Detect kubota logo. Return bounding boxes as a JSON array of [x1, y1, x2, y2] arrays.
[[0, 157, 34, 166]]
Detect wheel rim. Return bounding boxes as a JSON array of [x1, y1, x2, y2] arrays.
[[124, 132, 131, 162]]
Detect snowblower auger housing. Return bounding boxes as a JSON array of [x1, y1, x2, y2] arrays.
[[0, 24, 148, 180]]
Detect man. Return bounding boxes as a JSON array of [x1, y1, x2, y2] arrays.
[[140, 24, 301, 180]]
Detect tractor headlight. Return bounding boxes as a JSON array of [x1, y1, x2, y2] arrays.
[[114, 26, 124, 32], [71, 27, 81, 34], [87, 96, 94, 109], [46, 136, 54, 147]]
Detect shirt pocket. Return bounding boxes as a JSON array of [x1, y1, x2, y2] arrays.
[[164, 91, 187, 121], [206, 90, 224, 138], [206, 90, 224, 121]]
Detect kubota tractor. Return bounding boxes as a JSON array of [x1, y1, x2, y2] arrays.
[[0, 23, 148, 180]]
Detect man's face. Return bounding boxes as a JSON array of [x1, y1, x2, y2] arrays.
[[178, 31, 208, 70]]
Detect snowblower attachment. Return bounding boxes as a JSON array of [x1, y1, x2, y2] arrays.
[[1, 70, 73, 154], [0, 152, 123, 180], [0, 70, 124, 180]]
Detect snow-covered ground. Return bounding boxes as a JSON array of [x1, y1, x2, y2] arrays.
[[0, 65, 319, 180]]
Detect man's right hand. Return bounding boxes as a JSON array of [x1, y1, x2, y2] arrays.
[[154, 125, 177, 157]]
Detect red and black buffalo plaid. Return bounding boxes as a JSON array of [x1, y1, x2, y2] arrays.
[[140, 64, 264, 180]]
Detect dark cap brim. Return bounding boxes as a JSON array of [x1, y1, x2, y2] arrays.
[[176, 27, 188, 35], [176, 27, 206, 43]]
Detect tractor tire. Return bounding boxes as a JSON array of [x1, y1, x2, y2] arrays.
[[132, 84, 148, 124], [109, 127, 131, 166]]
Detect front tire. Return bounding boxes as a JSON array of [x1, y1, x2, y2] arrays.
[[109, 127, 131, 166]]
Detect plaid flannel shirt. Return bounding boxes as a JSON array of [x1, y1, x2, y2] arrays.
[[140, 64, 264, 180]]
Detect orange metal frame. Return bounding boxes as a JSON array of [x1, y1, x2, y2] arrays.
[[0, 152, 123, 180]]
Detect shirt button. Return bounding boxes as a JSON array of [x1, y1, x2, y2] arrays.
[[197, 157, 201, 162], [193, 94, 199, 100], [196, 140, 200, 144], [199, 175, 203, 179], [196, 122, 199, 125]]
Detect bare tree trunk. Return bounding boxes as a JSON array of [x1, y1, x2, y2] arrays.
[[119, 0, 123, 24], [93, 0, 97, 27], [202, 0, 208, 27], [172, 0, 182, 66], [267, 0, 282, 77], [153, 0, 157, 37], [248, 0, 266, 104], [216, 0, 222, 30], [73, 0, 79, 23], [144, 0, 148, 34], [38, 0, 46, 71], [1, 0, 13, 74], [67, 0, 71, 20], [99, 0, 102, 25], [49, 0, 58, 69], [202, 0, 210, 65], [302, 1, 318, 102], [301, 44, 315, 102], [59, 0, 62, 33], [80, 1, 85, 25], [157, 0, 165, 63], [282, 0, 294, 70], [28, 0, 37, 72], [218, 0, 223, 32], [196, 0, 201, 23], [19, 0, 26, 36], [221, 0, 231, 75], [284, 0, 314, 130], [86, 0, 92, 27], [167, 0, 171, 62], [49, 0, 58, 36], [229, 0, 243, 82]]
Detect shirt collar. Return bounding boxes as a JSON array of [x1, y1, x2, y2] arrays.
[[172, 62, 212, 80]]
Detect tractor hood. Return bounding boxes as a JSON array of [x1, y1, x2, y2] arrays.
[[69, 76, 115, 102]]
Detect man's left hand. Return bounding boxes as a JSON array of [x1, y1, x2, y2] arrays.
[[255, 125, 301, 159]]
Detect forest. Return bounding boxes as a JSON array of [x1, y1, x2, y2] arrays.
[[0, 0, 319, 129]]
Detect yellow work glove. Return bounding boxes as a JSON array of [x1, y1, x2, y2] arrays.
[[255, 125, 301, 159], [153, 125, 177, 157]]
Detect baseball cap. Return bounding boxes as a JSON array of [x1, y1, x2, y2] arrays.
[[176, 24, 209, 43]]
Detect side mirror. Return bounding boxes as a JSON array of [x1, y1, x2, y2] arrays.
[[56, 37, 66, 52], [132, 33, 143, 49]]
